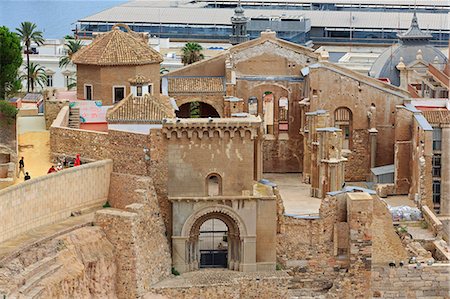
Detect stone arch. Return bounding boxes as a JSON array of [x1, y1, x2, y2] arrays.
[[181, 205, 248, 237], [180, 205, 248, 271], [205, 173, 222, 196], [334, 106, 353, 150]]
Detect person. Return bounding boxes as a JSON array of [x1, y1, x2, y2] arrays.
[[17, 157, 25, 177], [62, 155, 68, 168], [24, 172, 31, 181], [74, 154, 81, 167], [47, 165, 57, 174], [56, 163, 63, 171]]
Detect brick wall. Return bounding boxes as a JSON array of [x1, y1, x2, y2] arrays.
[[0, 159, 113, 243]]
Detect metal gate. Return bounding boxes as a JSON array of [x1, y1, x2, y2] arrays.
[[198, 219, 228, 268]]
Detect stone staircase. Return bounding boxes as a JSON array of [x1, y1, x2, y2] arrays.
[[68, 107, 80, 129], [9, 255, 62, 298]]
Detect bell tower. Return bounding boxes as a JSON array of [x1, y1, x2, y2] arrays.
[[230, 0, 249, 45]]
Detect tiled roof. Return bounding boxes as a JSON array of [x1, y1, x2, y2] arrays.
[[107, 93, 174, 123], [422, 110, 450, 125], [167, 77, 225, 94], [72, 24, 163, 66]]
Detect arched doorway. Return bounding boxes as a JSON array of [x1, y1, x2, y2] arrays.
[[198, 219, 228, 268], [182, 209, 244, 272], [176, 102, 220, 118]]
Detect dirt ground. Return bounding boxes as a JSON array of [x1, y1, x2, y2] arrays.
[[15, 116, 52, 183]]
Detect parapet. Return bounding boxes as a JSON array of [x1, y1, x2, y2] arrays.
[[162, 116, 262, 140]]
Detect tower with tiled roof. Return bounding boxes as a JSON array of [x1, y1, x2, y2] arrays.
[[73, 24, 163, 105]]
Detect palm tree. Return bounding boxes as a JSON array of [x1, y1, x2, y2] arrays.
[[16, 22, 44, 93], [181, 42, 204, 65], [20, 62, 47, 92], [59, 39, 83, 68]]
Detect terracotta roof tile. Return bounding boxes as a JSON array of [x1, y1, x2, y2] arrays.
[[167, 77, 225, 94], [73, 24, 163, 66], [422, 110, 450, 125], [107, 93, 174, 123]]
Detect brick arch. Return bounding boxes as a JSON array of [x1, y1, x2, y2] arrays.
[[175, 98, 223, 117]]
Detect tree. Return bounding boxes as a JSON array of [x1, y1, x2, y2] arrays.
[[0, 26, 22, 100], [16, 22, 44, 93], [20, 62, 47, 92], [59, 39, 83, 68], [181, 42, 204, 65]]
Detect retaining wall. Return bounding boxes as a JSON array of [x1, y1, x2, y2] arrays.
[[0, 159, 112, 243]]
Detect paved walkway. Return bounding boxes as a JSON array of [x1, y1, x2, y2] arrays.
[[263, 173, 321, 216], [15, 116, 52, 184], [0, 212, 96, 264]]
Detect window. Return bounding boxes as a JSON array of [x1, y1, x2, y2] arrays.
[[433, 127, 442, 151], [206, 174, 222, 196], [334, 107, 352, 150], [278, 97, 289, 131], [432, 180, 441, 214], [114, 86, 125, 103], [85, 85, 92, 101], [248, 97, 258, 116], [136, 85, 143, 96], [432, 154, 441, 177], [46, 75, 53, 87], [148, 84, 153, 95]]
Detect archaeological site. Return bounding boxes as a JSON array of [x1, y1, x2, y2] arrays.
[[0, 8, 449, 299]]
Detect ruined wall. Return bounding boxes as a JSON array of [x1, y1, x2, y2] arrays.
[[372, 264, 450, 298], [0, 226, 116, 298], [308, 64, 407, 181], [276, 195, 338, 289], [0, 159, 112, 243], [96, 199, 171, 298], [147, 274, 290, 299]]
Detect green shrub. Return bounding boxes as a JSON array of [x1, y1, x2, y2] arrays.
[[102, 201, 111, 208], [0, 100, 17, 123], [171, 267, 180, 276], [276, 263, 282, 271]]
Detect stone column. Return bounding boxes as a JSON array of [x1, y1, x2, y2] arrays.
[[369, 128, 378, 169], [240, 236, 257, 272], [440, 126, 450, 215], [172, 236, 189, 273]]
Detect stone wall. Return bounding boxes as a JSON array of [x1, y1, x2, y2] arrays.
[[0, 159, 112, 243], [372, 264, 450, 298], [96, 193, 171, 298], [147, 273, 290, 299]]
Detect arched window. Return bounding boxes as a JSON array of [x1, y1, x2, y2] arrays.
[[248, 97, 258, 116], [334, 107, 352, 150], [206, 174, 222, 196], [278, 97, 289, 131]]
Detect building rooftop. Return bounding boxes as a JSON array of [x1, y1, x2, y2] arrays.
[[72, 24, 163, 66]]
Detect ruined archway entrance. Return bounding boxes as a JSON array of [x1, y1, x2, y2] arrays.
[[176, 102, 220, 118], [183, 210, 243, 272]]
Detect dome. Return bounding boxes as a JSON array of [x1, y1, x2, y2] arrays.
[[369, 13, 447, 86], [72, 24, 163, 66]]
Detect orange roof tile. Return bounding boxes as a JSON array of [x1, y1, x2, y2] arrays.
[[422, 110, 450, 125], [72, 24, 163, 66], [167, 77, 225, 94]]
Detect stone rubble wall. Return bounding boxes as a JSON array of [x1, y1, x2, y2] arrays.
[[96, 187, 171, 299], [0, 159, 112, 243], [371, 264, 450, 298], [147, 276, 290, 299], [44, 99, 69, 129]]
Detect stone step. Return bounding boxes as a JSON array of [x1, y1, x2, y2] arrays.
[[18, 263, 62, 295], [21, 256, 57, 282], [24, 286, 45, 299]]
